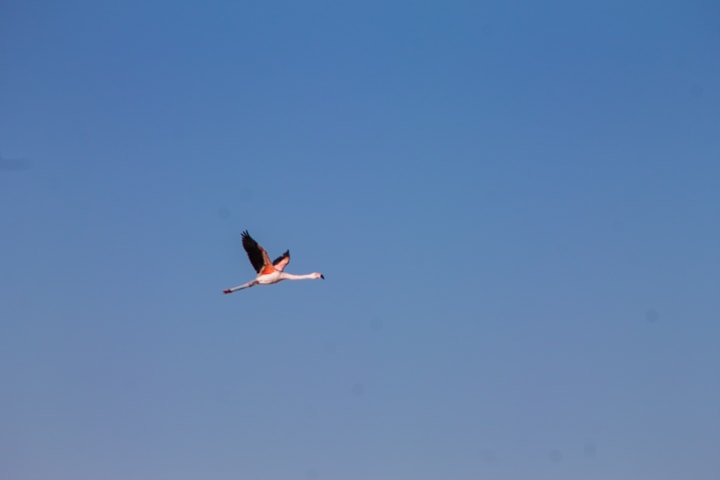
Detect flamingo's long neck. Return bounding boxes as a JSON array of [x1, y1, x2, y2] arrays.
[[279, 272, 318, 280]]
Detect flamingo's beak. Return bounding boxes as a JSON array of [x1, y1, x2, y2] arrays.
[[321, 274, 325, 280]]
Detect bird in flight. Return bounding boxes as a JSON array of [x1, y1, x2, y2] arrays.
[[223, 230, 325, 294]]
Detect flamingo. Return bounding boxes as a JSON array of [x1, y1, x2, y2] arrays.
[[223, 230, 325, 294]]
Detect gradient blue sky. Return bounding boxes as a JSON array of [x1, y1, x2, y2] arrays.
[[2, 1, 719, 479]]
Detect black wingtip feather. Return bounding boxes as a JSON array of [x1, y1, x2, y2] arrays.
[[241, 230, 265, 273]]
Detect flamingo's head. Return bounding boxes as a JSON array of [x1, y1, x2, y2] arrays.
[[314, 272, 325, 280]]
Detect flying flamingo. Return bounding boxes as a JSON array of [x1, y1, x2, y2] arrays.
[[223, 230, 325, 294]]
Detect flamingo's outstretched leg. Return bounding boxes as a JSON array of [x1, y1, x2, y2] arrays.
[[223, 280, 258, 294]]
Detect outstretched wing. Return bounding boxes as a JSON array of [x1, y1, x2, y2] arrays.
[[241, 230, 272, 273], [272, 250, 290, 272]]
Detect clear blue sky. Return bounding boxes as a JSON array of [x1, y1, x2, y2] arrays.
[[1, 1, 719, 479]]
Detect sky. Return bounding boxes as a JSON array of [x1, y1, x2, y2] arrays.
[[1, 0, 719, 478]]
